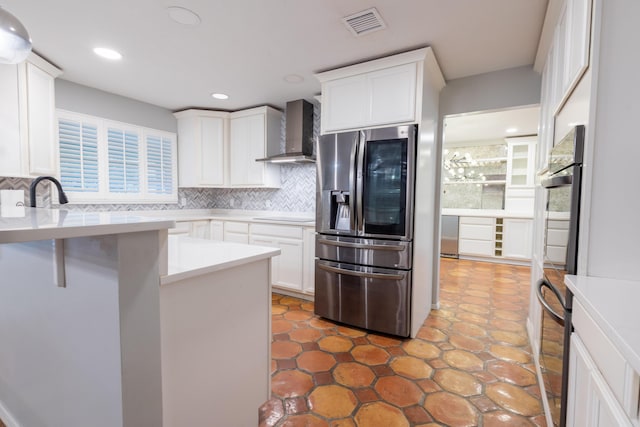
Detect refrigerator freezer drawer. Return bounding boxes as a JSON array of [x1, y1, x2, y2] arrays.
[[316, 235, 412, 270], [314, 260, 411, 337]]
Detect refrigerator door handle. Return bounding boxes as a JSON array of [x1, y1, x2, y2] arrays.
[[349, 133, 359, 232], [317, 262, 404, 280], [317, 237, 405, 251], [536, 279, 566, 325], [355, 132, 366, 234]]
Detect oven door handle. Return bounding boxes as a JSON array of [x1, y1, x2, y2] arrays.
[[536, 279, 566, 325], [317, 237, 405, 252], [317, 263, 404, 280]]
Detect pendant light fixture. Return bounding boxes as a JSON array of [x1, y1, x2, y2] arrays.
[[0, 6, 32, 64]]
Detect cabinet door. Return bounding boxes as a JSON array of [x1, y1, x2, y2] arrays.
[[302, 228, 315, 294], [368, 63, 417, 126], [563, 0, 592, 99], [26, 62, 58, 176], [210, 220, 224, 241], [176, 113, 226, 187], [567, 334, 632, 427], [502, 219, 533, 259], [230, 114, 265, 186], [0, 63, 24, 177], [275, 238, 304, 291], [322, 74, 367, 132], [200, 117, 225, 186], [190, 220, 211, 239]]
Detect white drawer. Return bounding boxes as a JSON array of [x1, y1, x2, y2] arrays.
[[547, 228, 569, 246], [546, 245, 567, 263], [573, 300, 628, 406], [459, 216, 495, 226], [459, 239, 494, 256], [251, 223, 303, 239], [169, 221, 191, 234], [548, 219, 570, 230], [224, 221, 249, 234], [459, 223, 494, 241]]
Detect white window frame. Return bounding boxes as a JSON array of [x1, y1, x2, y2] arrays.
[[57, 109, 178, 204]]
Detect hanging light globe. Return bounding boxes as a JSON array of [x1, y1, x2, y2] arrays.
[[0, 7, 32, 64]]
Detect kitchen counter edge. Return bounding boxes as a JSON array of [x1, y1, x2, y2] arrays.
[[0, 208, 175, 244]]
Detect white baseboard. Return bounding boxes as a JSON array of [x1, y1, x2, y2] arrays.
[[0, 400, 19, 427]]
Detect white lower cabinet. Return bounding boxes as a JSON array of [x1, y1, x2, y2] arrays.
[[457, 216, 533, 262], [566, 300, 639, 427], [167, 217, 316, 295], [223, 221, 250, 244], [190, 220, 211, 239], [459, 216, 495, 257], [502, 218, 533, 260], [250, 224, 304, 292], [210, 220, 223, 241], [567, 335, 633, 427]]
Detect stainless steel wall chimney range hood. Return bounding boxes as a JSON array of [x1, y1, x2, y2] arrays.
[[257, 99, 315, 163]]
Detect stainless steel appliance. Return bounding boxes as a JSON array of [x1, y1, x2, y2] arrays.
[[315, 125, 416, 337], [537, 125, 585, 427], [440, 215, 459, 258]]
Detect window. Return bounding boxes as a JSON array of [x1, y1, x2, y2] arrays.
[[57, 110, 177, 203]]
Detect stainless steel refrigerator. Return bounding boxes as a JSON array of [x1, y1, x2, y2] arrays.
[[315, 125, 417, 337]]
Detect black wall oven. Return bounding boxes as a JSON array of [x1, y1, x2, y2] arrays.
[[537, 125, 585, 427]]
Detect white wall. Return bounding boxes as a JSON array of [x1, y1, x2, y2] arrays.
[[55, 79, 177, 133], [582, 0, 640, 280], [440, 65, 542, 117]]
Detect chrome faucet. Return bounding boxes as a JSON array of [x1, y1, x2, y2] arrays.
[[29, 176, 69, 207]]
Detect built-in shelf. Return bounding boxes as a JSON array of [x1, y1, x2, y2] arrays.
[[443, 180, 506, 185]]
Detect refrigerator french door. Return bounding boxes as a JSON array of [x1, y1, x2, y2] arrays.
[[315, 125, 417, 337]]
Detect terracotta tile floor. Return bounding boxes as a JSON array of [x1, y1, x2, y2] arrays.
[[260, 258, 547, 426]]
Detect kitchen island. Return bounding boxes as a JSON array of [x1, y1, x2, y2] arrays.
[[0, 208, 278, 427]]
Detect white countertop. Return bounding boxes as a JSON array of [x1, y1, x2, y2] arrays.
[[162, 235, 281, 285], [0, 208, 175, 244], [441, 208, 534, 219], [136, 209, 316, 227], [565, 274, 640, 374]]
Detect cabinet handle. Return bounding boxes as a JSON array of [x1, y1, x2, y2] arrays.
[[317, 237, 404, 251], [317, 263, 404, 280]]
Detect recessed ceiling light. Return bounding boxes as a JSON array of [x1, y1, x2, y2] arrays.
[[167, 6, 201, 26], [93, 47, 122, 60], [284, 74, 304, 84], [505, 127, 518, 134], [211, 93, 229, 100]]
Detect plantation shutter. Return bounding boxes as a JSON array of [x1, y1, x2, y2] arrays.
[[146, 134, 174, 194], [58, 119, 99, 192], [108, 127, 140, 193]]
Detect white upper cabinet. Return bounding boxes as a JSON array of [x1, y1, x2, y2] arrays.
[[562, 0, 592, 99], [26, 60, 60, 176], [0, 54, 61, 178], [321, 63, 417, 132], [549, 0, 592, 114], [0, 63, 23, 177], [229, 106, 281, 188], [174, 110, 228, 187], [506, 136, 537, 188], [316, 48, 443, 134]]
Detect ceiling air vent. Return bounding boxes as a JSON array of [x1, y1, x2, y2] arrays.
[[342, 8, 386, 37]]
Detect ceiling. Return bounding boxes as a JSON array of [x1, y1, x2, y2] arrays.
[[3, 0, 548, 112], [444, 106, 541, 144]]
